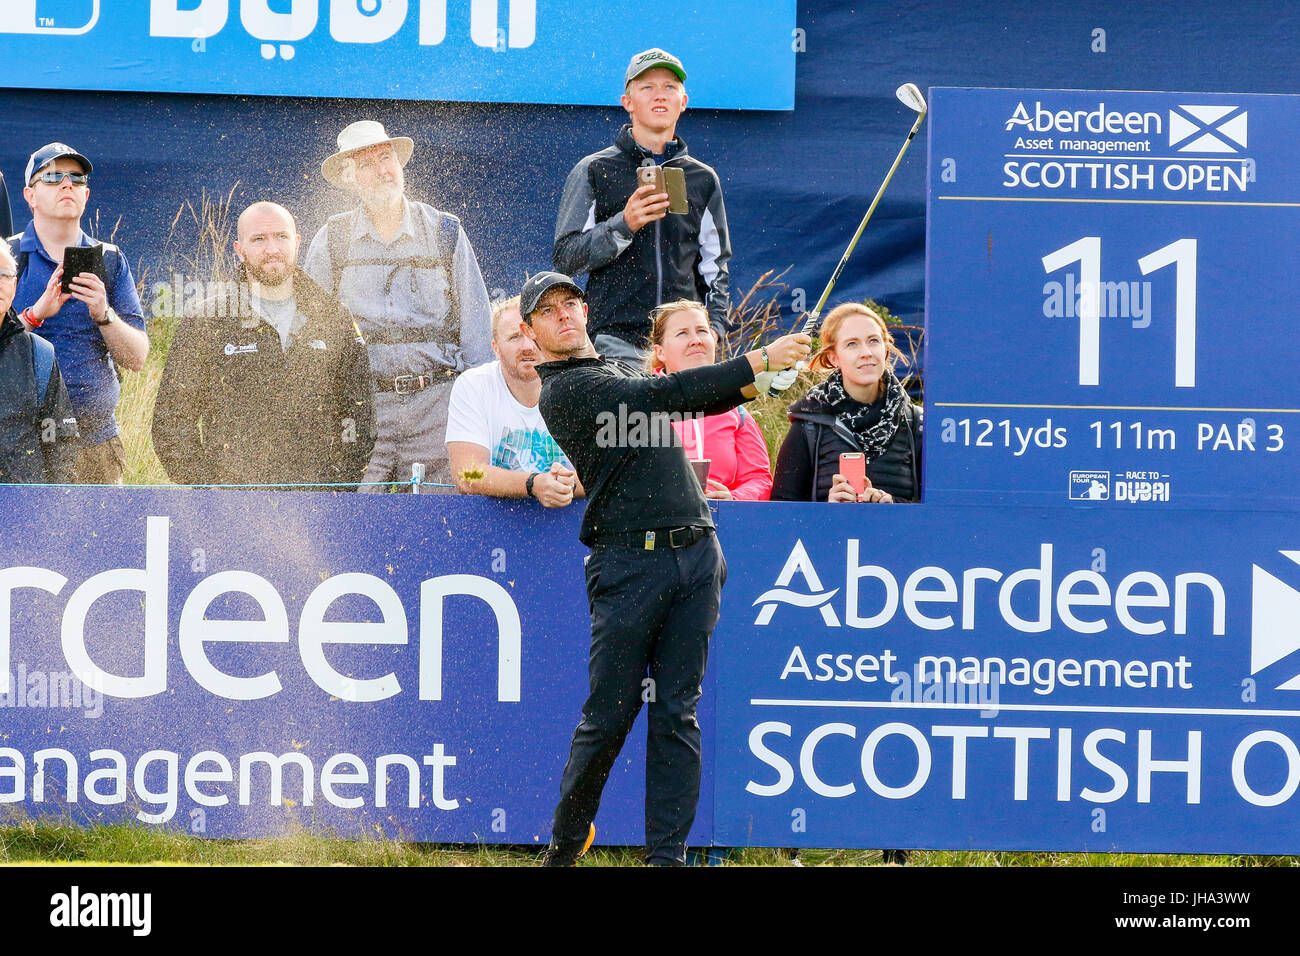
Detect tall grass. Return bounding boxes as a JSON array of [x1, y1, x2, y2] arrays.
[[725, 269, 922, 462], [115, 187, 241, 484]]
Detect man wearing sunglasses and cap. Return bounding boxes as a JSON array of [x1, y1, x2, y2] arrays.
[[304, 120, 493, 491], [8, 143, 148, 485], [553, 48, 732, 365]]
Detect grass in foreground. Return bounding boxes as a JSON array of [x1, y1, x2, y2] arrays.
[[0, 820, 1293, 867]]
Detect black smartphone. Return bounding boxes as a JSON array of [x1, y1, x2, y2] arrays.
[[62, 244, 105, 294]]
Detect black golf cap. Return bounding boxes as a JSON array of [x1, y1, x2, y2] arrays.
[[521, 271, 584, 318], [25, 143, 92, 185]]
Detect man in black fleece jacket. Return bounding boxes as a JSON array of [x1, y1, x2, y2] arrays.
[[521, 272, 809, 865]]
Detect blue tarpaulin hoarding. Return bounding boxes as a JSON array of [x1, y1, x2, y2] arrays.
[[4, 489, 1300, 853]]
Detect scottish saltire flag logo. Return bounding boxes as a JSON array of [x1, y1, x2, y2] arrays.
[[1251, 551, 1300, 690], [1169, 105, 1248, 153]]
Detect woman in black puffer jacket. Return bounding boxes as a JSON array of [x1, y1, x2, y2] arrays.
[[771, 302, 921, 503]]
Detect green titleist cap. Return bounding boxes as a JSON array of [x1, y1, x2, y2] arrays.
[[624, 48, 687, 86]]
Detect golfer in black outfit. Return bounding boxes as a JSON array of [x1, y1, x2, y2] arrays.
[[520, 272, 810, 866]]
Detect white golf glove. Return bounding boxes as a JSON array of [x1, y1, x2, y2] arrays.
[[765, 367, 800, 396]]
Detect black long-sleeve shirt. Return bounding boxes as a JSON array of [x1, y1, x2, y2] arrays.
[[537, 354, 755, 545]]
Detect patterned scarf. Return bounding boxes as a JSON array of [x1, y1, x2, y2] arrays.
[[805, 366, 907, 463]]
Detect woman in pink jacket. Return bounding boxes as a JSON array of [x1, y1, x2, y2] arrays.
[[645, 300, 773, 500]]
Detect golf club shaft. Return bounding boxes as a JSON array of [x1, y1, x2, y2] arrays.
[[802, 108, 926, 336], [768, 105, 927, 396]]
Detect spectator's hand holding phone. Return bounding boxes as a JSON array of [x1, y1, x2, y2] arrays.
[[828, 472, 894, 504], [66, 269, 109, 323], [624, 182, 671, 232], [24, 265, 73, 326]]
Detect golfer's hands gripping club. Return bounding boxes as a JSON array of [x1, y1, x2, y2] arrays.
[[764, 311, 822, 396], [744, 333, 812, 398]]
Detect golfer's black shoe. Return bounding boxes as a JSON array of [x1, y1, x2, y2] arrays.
[[541, 824, 596, 867]]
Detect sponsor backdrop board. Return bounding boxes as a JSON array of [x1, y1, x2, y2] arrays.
[[925, 88, 1300, 510], [5, 486, 1300, 853], [0, 1, 795, 110], [712, 504, 1300, 854], [0, 487, 714, 846]]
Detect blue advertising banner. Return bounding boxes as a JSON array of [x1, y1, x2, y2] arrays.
[[712, 503, 1300, 855], [7, 485, 1300, 853], [925, 88, 1300, 510], [0, 1, 795, 110], [0, 487, 713, 846]]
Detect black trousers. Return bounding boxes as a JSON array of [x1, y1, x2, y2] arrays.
[[550, 530, 726, 864]]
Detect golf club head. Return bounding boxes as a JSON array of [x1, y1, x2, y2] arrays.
[[896, 82, 927, 115]]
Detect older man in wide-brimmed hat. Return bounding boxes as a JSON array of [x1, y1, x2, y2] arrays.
[[304, 120, 493, 492]]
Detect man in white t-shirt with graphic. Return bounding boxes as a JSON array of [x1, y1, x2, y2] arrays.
[[445, 295, 583, 507]]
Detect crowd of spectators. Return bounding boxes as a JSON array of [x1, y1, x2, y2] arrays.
[[0, 47, 922, 504]]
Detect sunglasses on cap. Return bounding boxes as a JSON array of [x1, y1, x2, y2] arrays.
[[33, 170, 89, 186]]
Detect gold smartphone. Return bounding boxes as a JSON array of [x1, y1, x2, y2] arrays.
[[637, 165, 688, 214]]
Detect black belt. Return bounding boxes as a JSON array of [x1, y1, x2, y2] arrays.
[[374, 369, 456, 394], [594, 525, 712, 551]]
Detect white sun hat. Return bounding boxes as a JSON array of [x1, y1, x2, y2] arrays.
[[321, 120, 414, 187]]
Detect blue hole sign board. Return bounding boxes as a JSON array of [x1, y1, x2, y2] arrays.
[[924, 87, 1300, 511]]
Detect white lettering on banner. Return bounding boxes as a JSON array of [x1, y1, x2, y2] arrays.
[[419, 575, 521, 702], [1232, 731, 1300, 806], [240, 0, 317, 43], [300, 573, 407, 702], [330, 0, 407, 44], [753, 539, 841, 627], [61, 517, 170, 700], [746, 721, 1207, 805], [0, 567, 68, 695], [150, 0, 228, 39], [0, 517, 522, 704], [754, 541, 1226, 637], [0, 744, 458, 823], [146, 0, 538, 49], [1005, 101, 1163, 135], [178, 571, 290, 701]]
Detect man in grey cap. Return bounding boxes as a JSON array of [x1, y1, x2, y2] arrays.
[[553, 48, 732, 364], [304, 120, 493, 491], [8, 142, 148, 484]]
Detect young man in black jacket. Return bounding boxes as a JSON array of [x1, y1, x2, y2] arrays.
[[521, 272, 809, 865], [553, 48, 732, 363], [152, 202, 376, 489]]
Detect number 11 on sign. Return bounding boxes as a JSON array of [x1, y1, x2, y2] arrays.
[[1042, 237, 1198, 387]]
